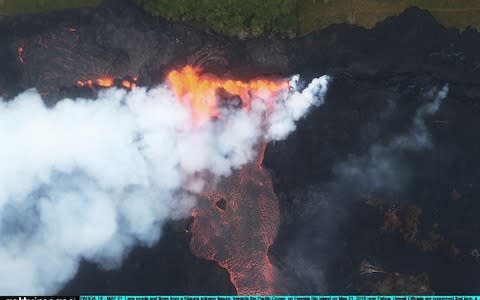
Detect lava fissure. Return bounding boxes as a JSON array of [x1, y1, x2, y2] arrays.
[[166, 65, 289, 125]]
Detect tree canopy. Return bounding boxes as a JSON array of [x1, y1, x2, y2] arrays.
[[136, 0, 480, 38]]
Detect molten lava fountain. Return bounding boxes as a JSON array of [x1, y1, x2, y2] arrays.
[[167, 66, 285, 295]]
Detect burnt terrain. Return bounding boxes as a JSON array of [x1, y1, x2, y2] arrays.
[[2, 0, 480, 295]]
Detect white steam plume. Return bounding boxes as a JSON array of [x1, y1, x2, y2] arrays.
[[268, 75, 329, 140], [0, 74, 329, 294]]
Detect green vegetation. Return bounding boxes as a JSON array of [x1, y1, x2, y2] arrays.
[[135, 0, 298, 38], [0, 0, 99, 16], [136, 0, 480, 38], [1, 0, 480, 38]]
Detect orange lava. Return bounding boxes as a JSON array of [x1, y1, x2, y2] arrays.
[[166, 65, 289, 124], [190, 143, 281, 295], [166, 66, 286, 294], [122, 79, 136, 89], [96, 76, 114, 87], [75, 76, 138, 90], [76, 79, 93, 88]]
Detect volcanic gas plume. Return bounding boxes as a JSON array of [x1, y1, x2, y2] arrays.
[[0, 66, 328, 295]]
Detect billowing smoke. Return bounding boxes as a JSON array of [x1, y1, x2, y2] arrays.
[[277, 85, 448, 293], [0, 74, 329, 294], [268, 75, 329, 140]]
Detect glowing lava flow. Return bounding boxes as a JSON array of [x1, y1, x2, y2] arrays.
[[76, 76, 138, 89], [190, 143, 281, 295], [76, 76, 114, 88], [167, 65, 288, 124], [167, 66, 287, 294]]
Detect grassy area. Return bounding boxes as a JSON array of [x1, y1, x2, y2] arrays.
[[299, 0, 480, 34], [0, 0, 99, 16]]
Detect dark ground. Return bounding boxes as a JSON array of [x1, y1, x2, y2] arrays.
[[2, 0, 480, 295]]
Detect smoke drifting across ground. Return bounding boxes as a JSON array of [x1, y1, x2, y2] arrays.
[[278, 85, 448, 293], [334, 85, 449, 194], [0, 73, 329, 294]]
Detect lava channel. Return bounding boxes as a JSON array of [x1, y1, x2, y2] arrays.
[[166, 66, 286, 294], [190, 143, 281, 295]]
